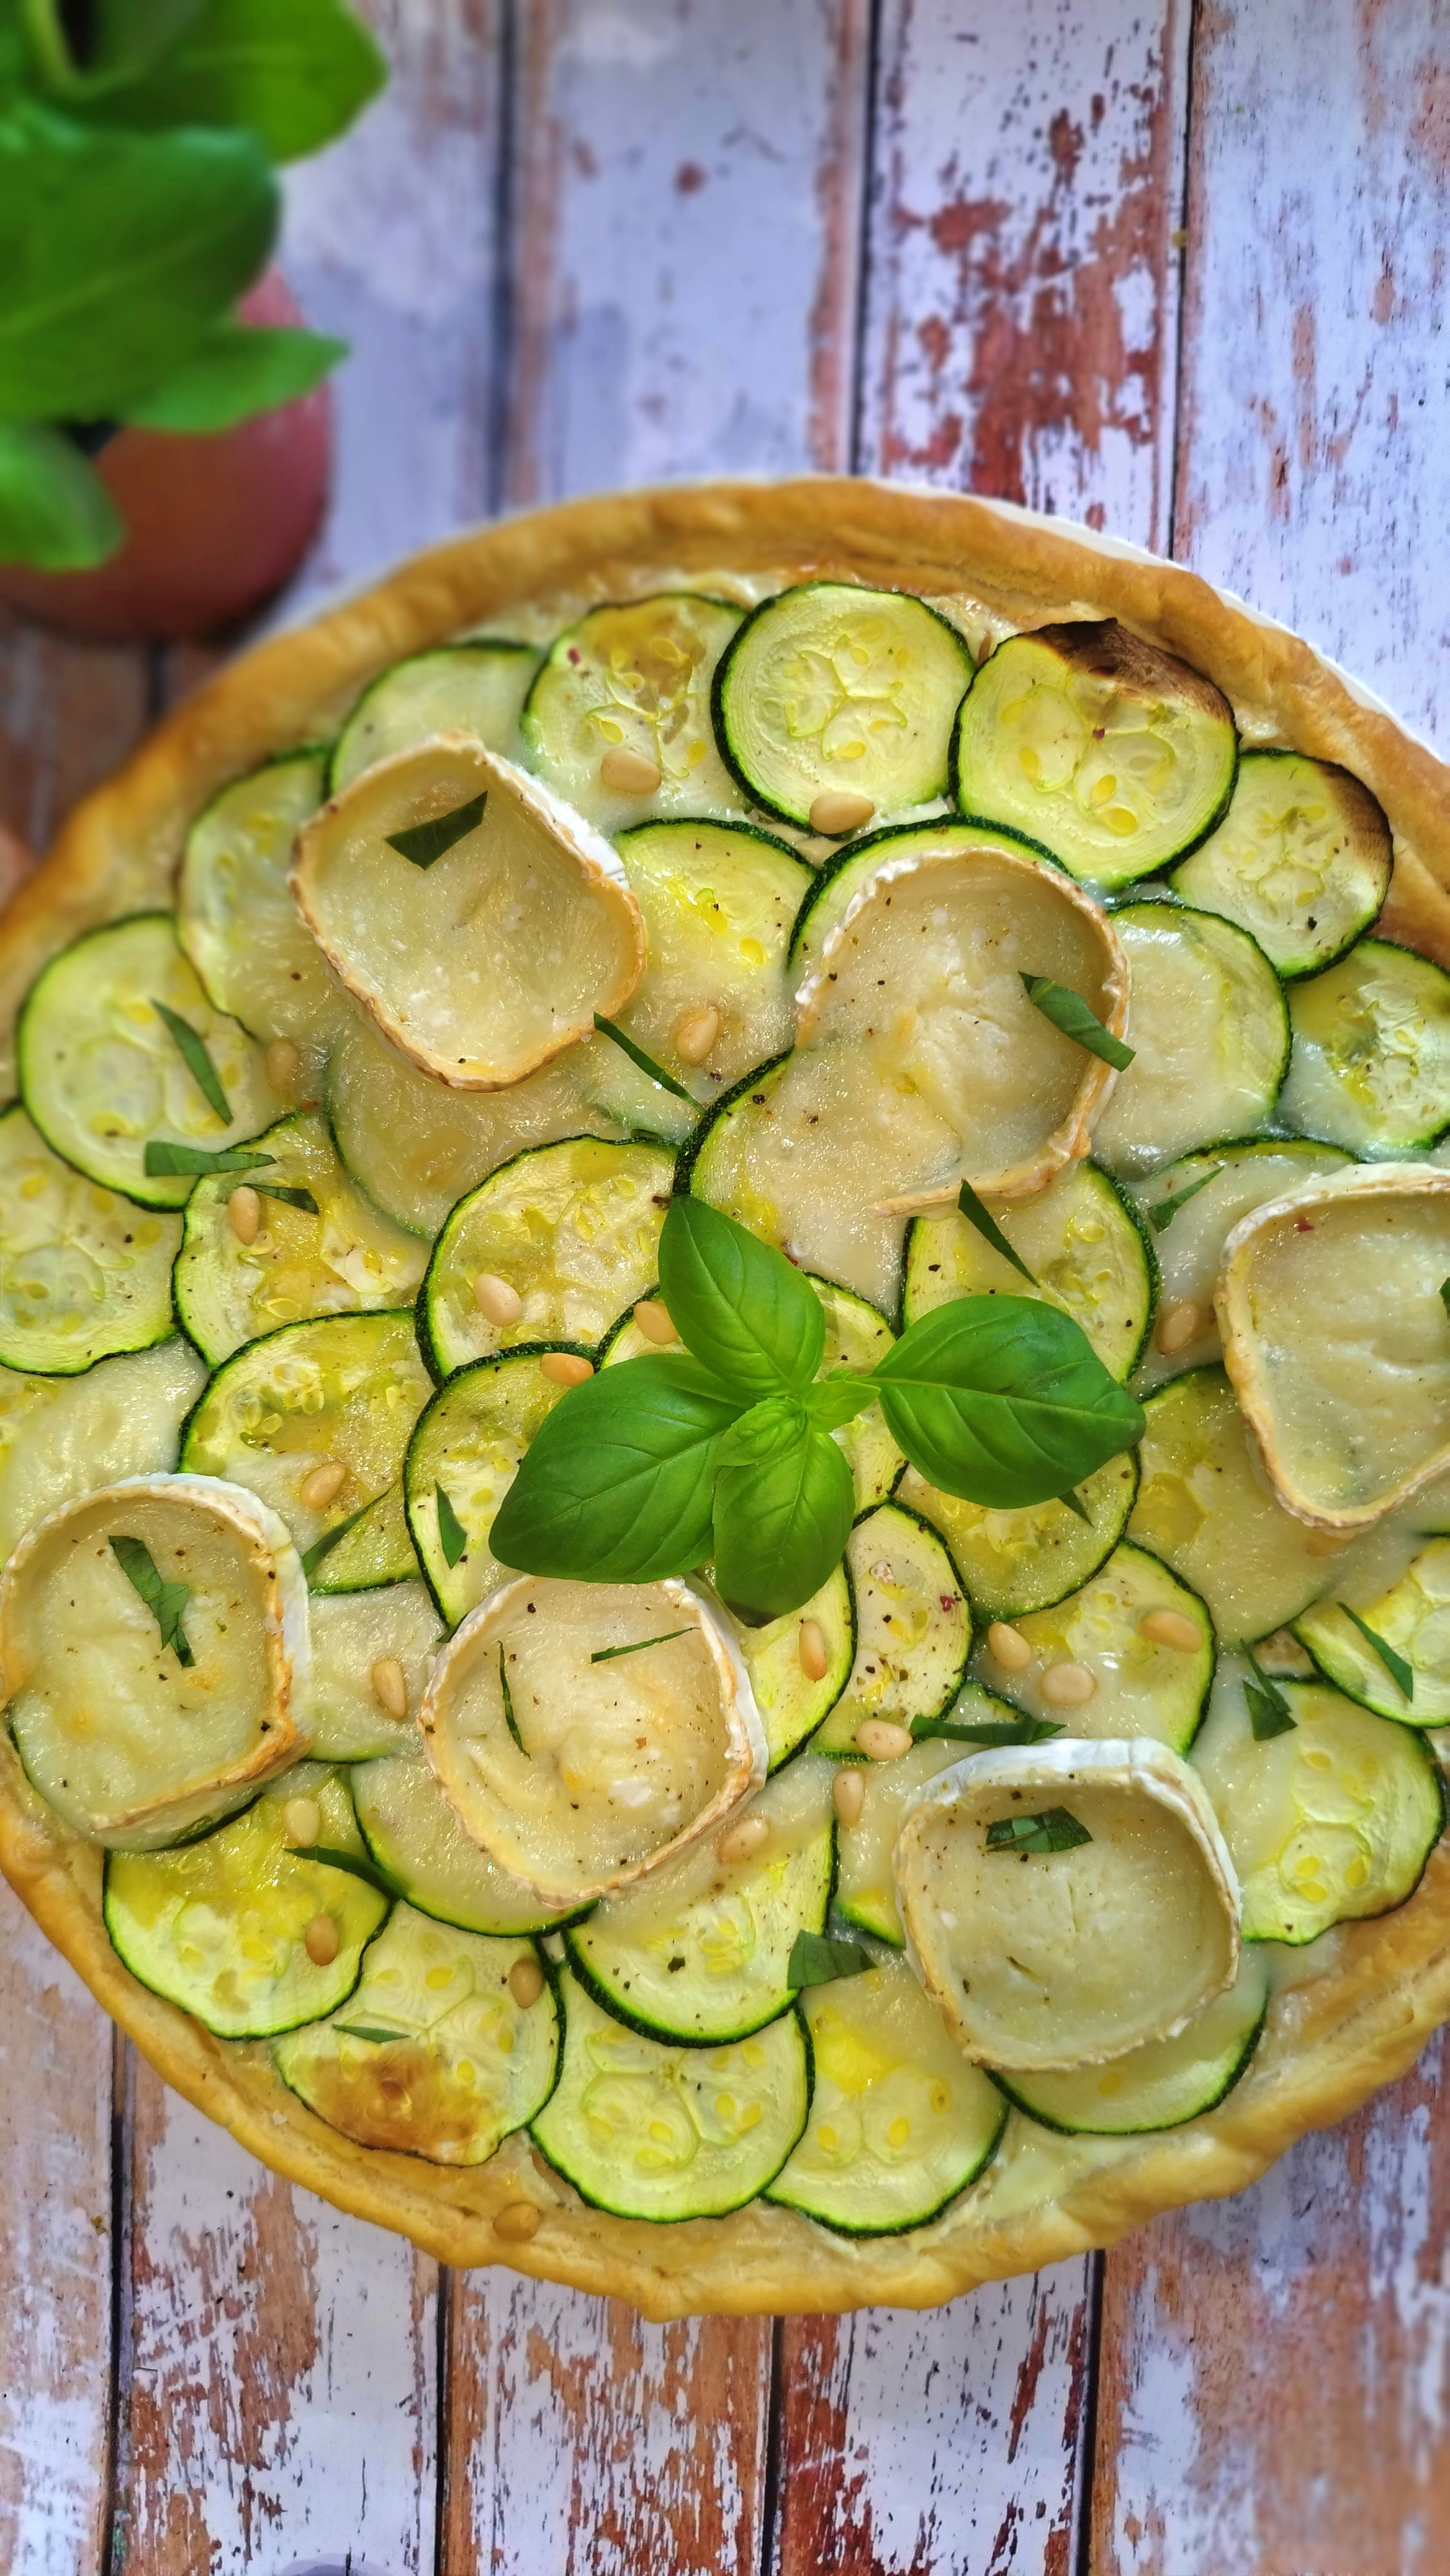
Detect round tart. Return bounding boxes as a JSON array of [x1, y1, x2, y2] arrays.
[[3, 478, 1450, 2320]]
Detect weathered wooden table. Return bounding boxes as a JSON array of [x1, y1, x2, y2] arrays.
[[3, 6, 1448, 2569]]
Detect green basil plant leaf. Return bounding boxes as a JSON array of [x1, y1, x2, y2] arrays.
[[488, 1352, 742, 1586], [659, 1195, 825, 1399], [59, 0, 387, 162], [0, 418, 122, 569], [712, 1424, 854, 1621], [714, 1395, 809, 1474], [123, 319, 346, 431], [871, 1296, 1144, 1511], [802, 1371, 879, 1434], [23, 0, 205, 94]]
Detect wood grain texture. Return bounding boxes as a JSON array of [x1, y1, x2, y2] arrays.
[[504, 0, 872, 504], [443, 2272, 771, 2576], [0, 618, 150, 854], [857, 0, 1189, 549], [771, 2265, 1093, 2576]]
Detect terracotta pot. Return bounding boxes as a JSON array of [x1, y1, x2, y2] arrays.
[[0, 272, 334, 642]]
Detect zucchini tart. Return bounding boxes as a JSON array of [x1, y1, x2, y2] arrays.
[[4, 480, 1450, 2320]]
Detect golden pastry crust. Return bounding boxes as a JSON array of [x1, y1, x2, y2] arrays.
[[4, 477, 1450, 2318]]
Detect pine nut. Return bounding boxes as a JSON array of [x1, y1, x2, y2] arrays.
[[599, 746, 662, 795], [265, 1037, 303, 1098], [673, 1005, 722, 1064], [303, 1914, 340, 1966], [633, 1299, 678, 1345], [371, 1656, 409, 1720], [1156, 1299, 1204, 1356], [809, 789, 876, 837], [282, 1795, 321, 1848], [493, 2200, 543, 2242], [1140, 1607, 1201, 1652], [832, 1768, 865, 1825], [798, 1617, 830, 1681], [856, 1718, 914, 1761], [540, 1352, 593, 1387], [508, 1955, 545, 2008], [718, 1814, 771, 1866], [1040, 1661, 1097, 1707], [228, 1184, 261, 1245], [986, 1620, 1032, 1672], [473, 1272, 523, 1326], [300, 1458, 347, 1510]]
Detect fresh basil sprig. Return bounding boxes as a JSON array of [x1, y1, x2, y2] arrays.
[[489, 1198, 1144, 1620]]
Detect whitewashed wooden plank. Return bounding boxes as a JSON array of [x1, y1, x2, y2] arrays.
[[857, 0, 1190, 550], [505, 0, 872, 502]]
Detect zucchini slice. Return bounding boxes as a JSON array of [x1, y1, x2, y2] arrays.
[[179, 1309, 432, 1593], [272, 1902, 559, 2165], [1192, 1672, 1445, 1944], [1279, 938, 1450, 1155], [903, 1160, 1154, 1383], [683, 1051, 906, 1318], [18, 914, 278, 1211], [0, 1336, 205, 1567], [352, 1748, 584, 1936], [766, 1953, 1006, 2235], [104, 1770, 391, 2038], [522, 593, 745, 830], [728, 1566, 855, 1770], [1295, 1540, 1450, 1727], [969, 1542, 1213, 1755], [530, 1964, 810, 2220], [896, 1738, 1240, 2069], [0, 1103, 180, 1374], [713, 583, 972, 828], [404, 1349, 570, 1627], [1127, 1368, 1332, 1647], [1091, 904, 1288, 1177], [834, 1700, 1009, 1943], [950, 622, 1238, 891], [1129, 1139, 1350, 1390], [292, 737, 644, 1091], [330, 641, 540, 792], [607, 819, 814, 1105], [810, 1503, 970, 1755], [788, 816, 1052, 983], [174, 1109, 427, 1367], [421, 1136, 675, 1376], [3, 1473, 305, 1850], [1169, 751, 1391, 977], [417, 1576, 766, 1908], [305, 1580, 445, 1761], [565, 1754, 835, 2045], [995, 1949, 1270, 2136], [178, 748, 345, 1051], [899, 1450, 1138, 1624]]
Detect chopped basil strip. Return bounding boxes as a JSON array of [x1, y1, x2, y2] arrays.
[[306, 1845, 398, 1897], [592, 1013, 697, 1104], [385, 790, 487, 869], [984, 1806, 1092, 1854], [1019, 972, 1135, 1070], [1442, 1278, 1450, 1320], [251, 1182, 321, 1215], [956, 1179, 1037, 1284], [109, 1534, 194, 1668], [1245, 1649, 1296, 1740], [299, 1494, 378, 1579], [1339, 1604, 1415, 1701], [499, 1644, 527, 1752], [435, 1481, 468, 1568], [589, 1627, 692, 1664], [1149, 1166, 1223, 1233], [332, 2023, 408, 2045], [144, 1141, 275, 1178], [914, 1714, 1063, 1747], [151, 998, 232, 1123], [787, 1929, 874, 1987]]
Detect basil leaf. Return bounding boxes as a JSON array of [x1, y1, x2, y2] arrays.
[[1441, 1278, 1450, 1321], [712, 1425, 854, 1621], [144, 1141, 273, 1177], [802, 1371, 879, 1434], [498, 1645, 525, 1751], [1244, 1649, 1295, 1740], [306, 1844, 396, 1898], [1019, 973, 1135, 1071], [1148, 1165, 1222, 1233], [251, 1182, 319, 1214], [110, 1533, 194, 1667], [871, 1297, 1144, 1510], [124, 321, 346, 431], [63, 0, 388, 162], [984, 1806, 1091, 1854], [332, 2024, 406, 2046], [593, 1014, 696, 1106], [956, 1179, 1037, 1284], [386, 791, 487, 870], [435, 1481, 468, 1569], [0, 419, 122, 570], [299, 1493, 377, 1580], [914, 1714, 1062, 1747], [151, 996, 231, 1122], [489, 1352, 742, 1584], [715, 1395, 809, 1473], [787, 1929, 874, 1988], [1057, 1487, 1091, 1524], [658, 1196, 825, 1399], [1338, 1604, 1415, 1701], [590, 1629, 692, 1665], [24, 0, 204, 92]]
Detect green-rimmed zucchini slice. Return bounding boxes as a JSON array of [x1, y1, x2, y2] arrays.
[[683, 1052, 905, 1318], [1295, 1540, 1450, 1726], [1279, 938, 1450, 1155], [1192, 1671, 1445, 1944], [950, 622, 1238, 891], [766, 1952, 1006, 2235], [522, 592, 745, 830], [18, 914, 278, 1211], [995, 1949, 1270, 2136], [272, 1902, 559, 2164], [174, 1110, 427, 1366], [3, 1473, 306, 1850], [1092, 904, 1288, 1177], [903, 1160, 1154, 1384], [899, 1450, 1138, 1624], [566, 1754, 835, 2045], [728, 1565, 854, 1770], [305, 1581, 445, 1761], [0, 1336, 205, 1567], [1127, 1368, 1331, 1647], [530, 1964, 809, 2220], [713, 582, 973, 829], [352, 1748, 584, 1935], [330, 641, 540, 792], [1129, 1139, 1351, 1390], [180, 1309, 431, 1593], [788, 815, 1052, 982], [833, 1692, 1013, 1943], [810, 1504, 970, 1754], [104, 1770, 391, 2038], [0, 1103, 180, 1374], [969, 1543, 1212, 1755], [178, 748, 345, 1051], [605, 819, 814, 1108], [1169, 751, 1391, 976], [421, 1136, 675, 1376], [404, 1347, 570, 1627]]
